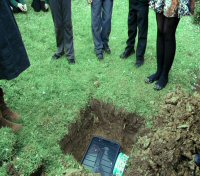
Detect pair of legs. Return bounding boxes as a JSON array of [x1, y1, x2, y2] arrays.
[[49, 0, 75, 62], [0, 88, 22, 132], [121, 1, 149, 67], [91, 0, 113, 59], [146, 13, 180, 90]]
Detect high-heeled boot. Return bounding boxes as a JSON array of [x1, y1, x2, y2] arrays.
[[0, 111, 22, 132], [0, 88, 20, 121]]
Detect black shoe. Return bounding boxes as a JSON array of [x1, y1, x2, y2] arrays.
[[103, 47, 111, 54], [97, 54, 104, 61], [153, 83, 166, 91], [52, 52, 64, 60], [135, 59, 144, 68], [68, 59, 76, 64], [145, 74, 160, 84], [40, 1, 48, 12], [153, 78, 168, 91], [120, 49, 135, 59]]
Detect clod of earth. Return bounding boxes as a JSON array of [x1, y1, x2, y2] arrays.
[[128, 89, 200, 176]]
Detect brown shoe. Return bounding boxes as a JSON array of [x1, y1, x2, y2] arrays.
[[0, 112, 22, 133], [1, 107, 20, 122], [0, 88, 20, 121]]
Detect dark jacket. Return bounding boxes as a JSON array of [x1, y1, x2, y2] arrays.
[[0, 0, 30, 80]]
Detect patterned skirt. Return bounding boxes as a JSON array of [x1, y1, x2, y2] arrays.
[[149, 0, 195, 17]]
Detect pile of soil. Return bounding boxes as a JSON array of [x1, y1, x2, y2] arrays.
[[129, 89, 200, 176]]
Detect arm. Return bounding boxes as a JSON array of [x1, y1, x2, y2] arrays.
[[10, 0, 18, 7], [19, 0, 26, 5]]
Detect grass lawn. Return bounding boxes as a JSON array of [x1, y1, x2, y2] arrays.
[[0, 0, 200, 175]]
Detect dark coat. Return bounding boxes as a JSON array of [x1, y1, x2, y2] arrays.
[[0, 0, 30, 80]]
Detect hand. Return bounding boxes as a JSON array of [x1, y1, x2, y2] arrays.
[[44, 3, 49, 10], [17, 3, 24, 11], [23, 4, 27, 12], [88, 0, 92, 4]]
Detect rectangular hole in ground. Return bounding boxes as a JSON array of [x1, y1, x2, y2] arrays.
[[60, 99, 145, 162]]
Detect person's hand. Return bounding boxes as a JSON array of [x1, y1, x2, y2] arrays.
[[17, 3, 24, 11], [44, 3, 49, 10], [23, 4, 27, 12], [88, 0, 92, 4]]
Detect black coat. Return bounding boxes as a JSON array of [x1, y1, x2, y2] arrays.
[[0, 0, 30, 80]]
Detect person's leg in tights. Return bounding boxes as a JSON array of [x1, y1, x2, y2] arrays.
[[155, 16, 180, 90], [146, 12, 165, 83]]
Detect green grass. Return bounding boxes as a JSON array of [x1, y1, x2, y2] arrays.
[[0, 0, 200, 175]]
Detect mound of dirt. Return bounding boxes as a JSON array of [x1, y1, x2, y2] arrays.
[[129, 89, 200, 176]]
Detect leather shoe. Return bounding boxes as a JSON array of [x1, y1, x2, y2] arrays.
[[120, 49, 135, 59], [68, 59, 76, 64], [97, 54, 104, 61], [52, 52, 64, 60], [103, 47, 111, 54], [135, 59, 144, 68]]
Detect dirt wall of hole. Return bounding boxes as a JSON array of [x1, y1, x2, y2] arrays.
[[60, 99, 146, 162]]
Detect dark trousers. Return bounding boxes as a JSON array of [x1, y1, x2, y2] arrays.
[[126, 1, 149, 61], [91, 0, 113, 55], [49, 0, 75, 60]]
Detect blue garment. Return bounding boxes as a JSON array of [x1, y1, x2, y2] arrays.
[[91, 0, 114, 55]]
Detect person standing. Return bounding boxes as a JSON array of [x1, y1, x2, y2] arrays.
[[145, 0, 195, 90], [0, 0, 30, 132], [49, 0, 76, 64], [88, 0, 114, 60], [120, 0, 149, 68]]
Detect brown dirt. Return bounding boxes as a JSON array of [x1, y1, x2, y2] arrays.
[[60, 99, 145, 162], [195, 78, 200, 93], [7, 164, 20, 176], [128, 89, 200, 176], [30, 165, 45, 176], [7, 164, 45, 176]]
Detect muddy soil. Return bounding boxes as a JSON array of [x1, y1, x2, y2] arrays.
[[195, 78, 200, 92], [60, 99, 145, 162], [128, 89, 200, 176]]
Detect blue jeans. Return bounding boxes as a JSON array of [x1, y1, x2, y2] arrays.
[[91, 0, 113, 55]]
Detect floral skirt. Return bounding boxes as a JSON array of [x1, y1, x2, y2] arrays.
[[149, 0, 195, 17]]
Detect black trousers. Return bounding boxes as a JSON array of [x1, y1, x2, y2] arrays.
[[91, 0, 113, 55], [126, 1, 149, 61], [49, 0, 75, 60]]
